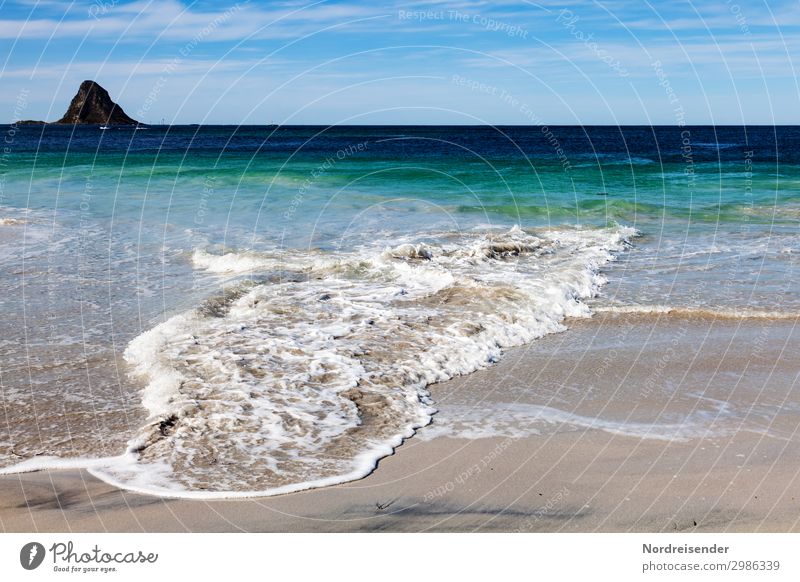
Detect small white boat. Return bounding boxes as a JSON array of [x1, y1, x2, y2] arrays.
[[99, 125, 109, 130]]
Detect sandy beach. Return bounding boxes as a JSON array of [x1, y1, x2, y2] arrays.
[[3, 313, 798, 533]]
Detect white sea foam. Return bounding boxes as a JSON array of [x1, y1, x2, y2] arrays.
[[594, 303, 799, 319], [4, 224, 639, 498], [191, 248, 282, 273], [0, 455, 126, 474], [417, 403, 736, 442]]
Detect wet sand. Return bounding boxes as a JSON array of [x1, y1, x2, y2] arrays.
[[2, 314, 799, 532]]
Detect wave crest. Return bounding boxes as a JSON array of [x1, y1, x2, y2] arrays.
[[71, 225, 635, 497]]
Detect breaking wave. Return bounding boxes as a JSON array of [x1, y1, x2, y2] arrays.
[[2, 225, 637, 498]]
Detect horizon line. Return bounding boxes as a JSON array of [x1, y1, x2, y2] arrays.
[[4, 122, 799, 127]]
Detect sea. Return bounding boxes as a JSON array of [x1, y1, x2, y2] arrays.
[[0, 125, 797, 497]]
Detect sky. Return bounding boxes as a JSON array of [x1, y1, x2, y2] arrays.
[[1, 0, 799, 124]]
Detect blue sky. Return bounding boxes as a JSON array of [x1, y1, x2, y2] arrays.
[[1, 0, 798, 124]]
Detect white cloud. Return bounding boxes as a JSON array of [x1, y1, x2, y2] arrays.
[[0, 0, 385, 41]]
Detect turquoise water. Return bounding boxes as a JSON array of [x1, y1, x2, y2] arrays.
[[0, 125, 797, 496]]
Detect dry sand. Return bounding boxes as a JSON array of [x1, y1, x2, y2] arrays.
[[2, 314, 799, 532]]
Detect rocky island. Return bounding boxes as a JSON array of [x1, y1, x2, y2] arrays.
[[17, 80, 139, 126]]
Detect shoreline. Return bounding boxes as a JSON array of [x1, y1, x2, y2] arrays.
[[2, 313, 799, 532]]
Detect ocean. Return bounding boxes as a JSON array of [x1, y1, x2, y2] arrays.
[[0, 125, 797, 497]]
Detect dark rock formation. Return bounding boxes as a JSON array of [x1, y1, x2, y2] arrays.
[[54, 80, 138, 125]]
